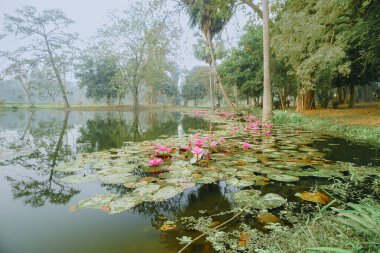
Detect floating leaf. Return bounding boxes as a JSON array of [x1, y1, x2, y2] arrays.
[[108, 195, 141, 214], [150, 186, 181, 201], [267, 174, 300, 182], [100, 173, 138, 185], [77, 194, 117, 210], [60, 174, 99, 184], [233, 190, 286, 209], [256, 212, 281, 224], [297, 192, 331, 205], [160, 223, 177, 231]]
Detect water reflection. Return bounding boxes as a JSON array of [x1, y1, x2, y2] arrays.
[[0, 109, 211, 208], [4, 111, 79, 207]]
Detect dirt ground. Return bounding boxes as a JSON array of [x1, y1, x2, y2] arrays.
[[302, 103, 380, 126]]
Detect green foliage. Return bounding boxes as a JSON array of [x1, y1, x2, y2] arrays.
[[218, 24, 263, 98], [182, 66, 209, 104], [75, 54, 122, 103]]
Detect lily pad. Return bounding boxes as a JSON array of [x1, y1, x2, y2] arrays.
[[76, 194, 117, 210], [108, 195, 141, 214], [150, 186, 181, 201], [226, 177, 256, 187], [267, 174, 300, 182], [233, 190, 286, 209], [60, 174, 99, 184], [100, 173, 138, 185], [133, 184, 160, 196]]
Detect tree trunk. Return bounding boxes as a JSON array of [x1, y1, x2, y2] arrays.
[[348, 83, 355, 108], [337, 86, 344, 104], [18, 79, 34, 107], [246, 96, 250, 105], [51, 110, 69, 167], [204, 30, 236, 112], [233, 82, 238, 110], [296, 89, 316, 111], [261, 0, 272, 122], [194, 98, 197, 107], [184, 97, 189, 107], [209, 63, 215, 110], [43, 36, 70, 109]]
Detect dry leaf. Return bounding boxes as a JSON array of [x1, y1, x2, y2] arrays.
[[159, 224, 176, 231], [238, 233, 249, 247], [299, 192, 331, 205], [257, 212, 280, 224]]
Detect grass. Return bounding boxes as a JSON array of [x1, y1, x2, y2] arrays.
[[273, 109, 380, 147]]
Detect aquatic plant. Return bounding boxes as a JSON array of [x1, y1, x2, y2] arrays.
[[242, 142, 251, 150], [148, 158, 163, 166]]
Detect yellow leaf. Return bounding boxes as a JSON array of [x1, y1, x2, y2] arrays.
[[299, 192, 331, 205], [159, 224, 176, 231]]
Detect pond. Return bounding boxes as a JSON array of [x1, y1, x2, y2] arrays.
[[0, 109, 379, 253]]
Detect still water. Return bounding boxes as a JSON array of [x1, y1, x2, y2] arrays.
[[0, 109, 378, 253]]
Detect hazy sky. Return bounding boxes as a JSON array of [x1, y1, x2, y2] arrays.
[[0, 0, 249, 71]]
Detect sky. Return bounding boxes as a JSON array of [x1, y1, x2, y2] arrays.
[[0, 0, 250, 72]]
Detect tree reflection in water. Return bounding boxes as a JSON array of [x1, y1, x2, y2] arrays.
[[4, 111, 79, 207], [77, 110, 210, 152]]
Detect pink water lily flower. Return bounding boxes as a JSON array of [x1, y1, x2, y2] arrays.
[[232, 126, 238, 131], [182, 145, 190, 151], [194, 139, 204, 147], [191, 146, 203, 155], [210, 141, 217, 148], [203, 136, 211, 141], [266, 131, 271, 136], [166, 147, 172, 152], [242, 142, 251, 150], [148, 158, 164, 166], [220, 138, 226, 143], [268, 123, 273, 129], [157, 146, 167, 152], [194, 133, 200, 139]]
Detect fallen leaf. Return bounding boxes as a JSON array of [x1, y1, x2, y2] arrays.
[[238, 233, 249, 247], [298, 192, 331, 205], [159, 223, 176, 231], [101, 206, 110, 212], [257, 212, 280, 224]]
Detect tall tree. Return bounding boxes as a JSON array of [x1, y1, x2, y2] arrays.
[[97, 1, 180, 111], [193, 36, 226, 110], [180, 0, 236, 111], [2, 6, 78, 109], [261, 0, 272, 122]]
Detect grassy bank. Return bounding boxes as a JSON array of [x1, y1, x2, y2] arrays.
[[273, 110, 380, 147]]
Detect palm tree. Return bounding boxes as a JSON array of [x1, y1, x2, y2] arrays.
[[180, 0, 236, 112], [193, 36, 226, 110]]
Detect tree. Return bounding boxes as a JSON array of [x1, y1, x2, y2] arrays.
[[2, 6, 78, 108], [96, 1, 180, 111], [219, 25, 264, 107], [180, 0, 236, 111], [193, 35, 226, 110], [75, 53, 123, 104], [261, 0, 272, 122], [182, 66, 209, 107], [2, 55, 37, 107]]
